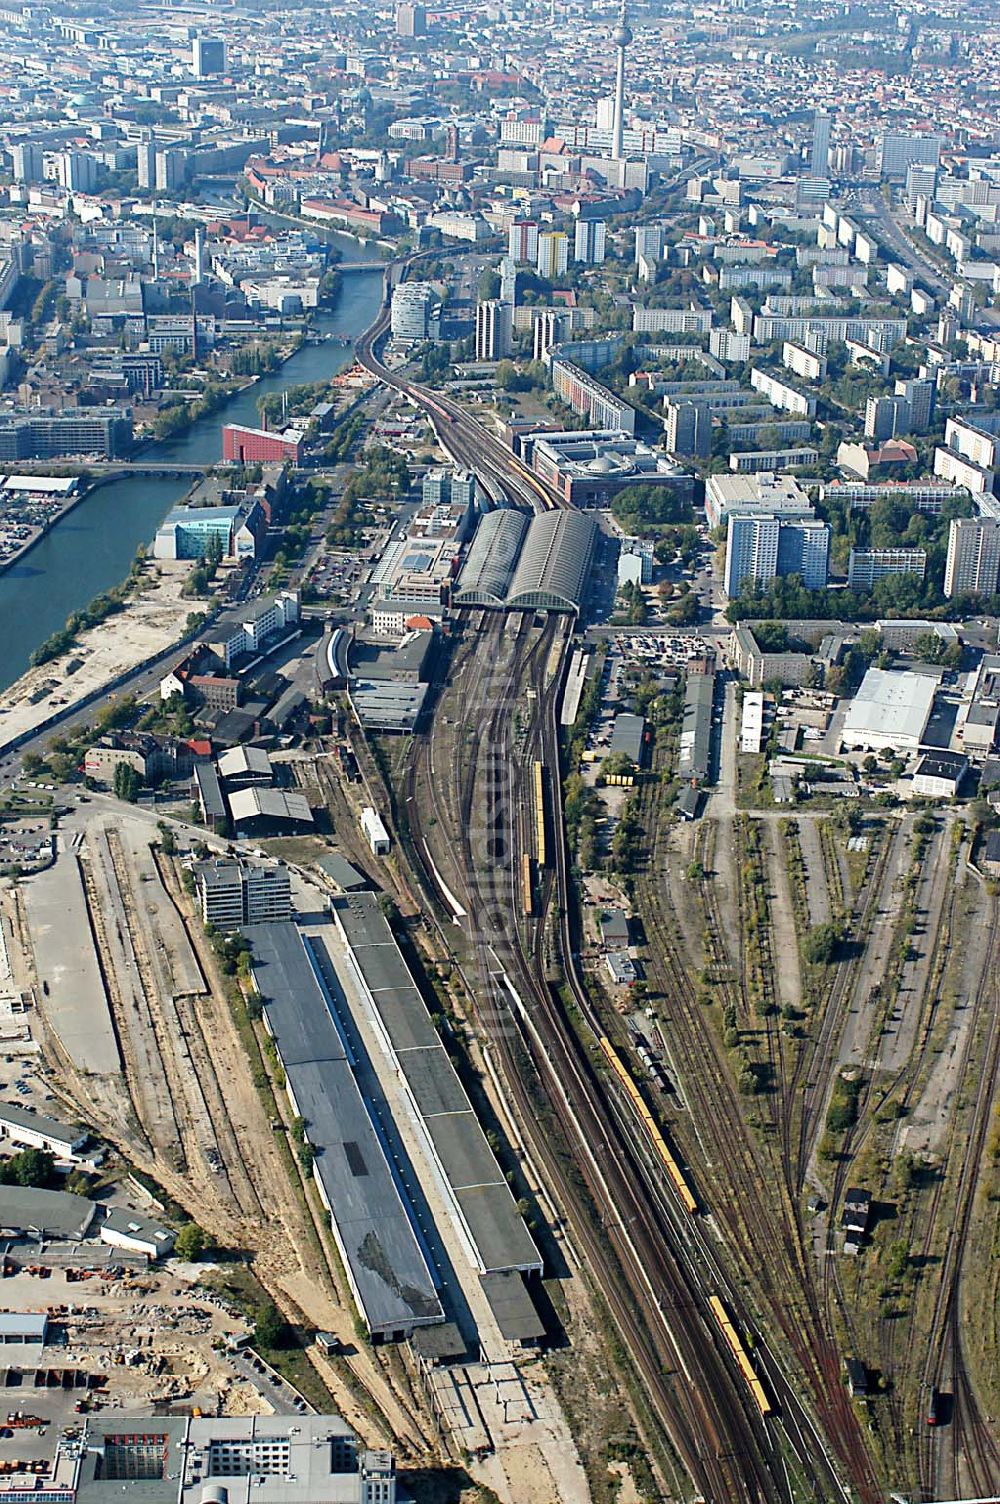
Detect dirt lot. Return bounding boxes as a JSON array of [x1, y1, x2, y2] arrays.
[[0, 1262, 263, 1416]]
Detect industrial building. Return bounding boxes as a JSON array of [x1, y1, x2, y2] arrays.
[[329, 893, 542, 1278], [452, 508, 598, 613], [912, 750, 969, 798], [679, 672, 715, 784], [246, 923, 443, 1342], [66, 1413, 396, 1504], [0, 1102, 88, 1160], [229, 787, 314, 836], [841, 668, 939, 753]]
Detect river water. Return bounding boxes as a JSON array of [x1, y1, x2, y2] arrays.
[[0, 258, 384, 691]]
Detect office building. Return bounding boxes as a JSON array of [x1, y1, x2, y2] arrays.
[[396, 1, 426, 35], [944, 517, 1000, 598], [810, 110, 831, 175], [574, 218, 606, 264], [847, 548, 927, 590], [878, 131, 943, 180], [0, 409, 132, 460], [705, 470, 813, 529], [389, 281, 441, 341], [192, 35, 225, 75], [664, 399, 711, 459], [536, 230, 569, 279], [724, 512, 829, 597], [530, 430, 692, 508], [11, 142, 43, 183], [196, 858, 292, 928], [509, 219, 539, 264], [475, 298, 512, 361], [222, 423, 304, 465], [422, 467, 475, 510]]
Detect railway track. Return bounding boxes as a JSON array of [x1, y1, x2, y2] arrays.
[[399, 618, 798, 1501]]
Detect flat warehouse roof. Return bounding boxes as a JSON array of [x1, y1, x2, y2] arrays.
[[245, 922, 442, 1337], [325, 896, 542, 1275], [842, 667, 937, 746]]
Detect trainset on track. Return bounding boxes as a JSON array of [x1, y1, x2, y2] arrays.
[[597, 1037, 698, 1215], [533, 760, 547, 869], [708, 1295, 773, 1418]]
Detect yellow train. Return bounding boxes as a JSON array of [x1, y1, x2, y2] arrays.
[[533, 760, 547, 869], [521, 851, 534, 918], [598, 1037, 698, 1216], [708, 1295, 773, 1418]]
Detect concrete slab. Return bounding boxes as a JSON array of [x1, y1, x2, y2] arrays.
[[22, 848, 121, 1076]]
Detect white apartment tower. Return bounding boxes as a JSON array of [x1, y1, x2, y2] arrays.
[[944, 517, 1000, 598], [475, 299, 512, 361]]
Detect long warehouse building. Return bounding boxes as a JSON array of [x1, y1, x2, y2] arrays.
[[328, 893, 543, 1278], [453, 508, 599, 613], [245, 922, 443, 1342]]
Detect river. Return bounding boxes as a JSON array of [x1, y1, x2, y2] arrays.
[[0, 255, 384, 692]]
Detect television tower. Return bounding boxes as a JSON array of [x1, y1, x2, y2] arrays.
[[611, 1, 632, 162]]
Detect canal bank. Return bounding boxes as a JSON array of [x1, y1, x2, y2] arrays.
[[0, 265, 385, 693]]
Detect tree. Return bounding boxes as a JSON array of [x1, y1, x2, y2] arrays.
[[253, 1301, 288, 1351], [112, 762, 141, 803], [802, 919, 844, 965], [174, 1222, 208, 1260], [0, 1148, 57, 1188]]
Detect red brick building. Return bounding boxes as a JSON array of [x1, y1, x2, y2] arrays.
[[222, 423, 304, 465]]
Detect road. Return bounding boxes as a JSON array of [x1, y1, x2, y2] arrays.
[[859, 187, 951, 295]]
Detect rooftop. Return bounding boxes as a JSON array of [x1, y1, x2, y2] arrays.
[[244, 923, 442, 1338]]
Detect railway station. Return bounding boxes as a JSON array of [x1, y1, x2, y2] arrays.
[[453, 508, 599, 614]]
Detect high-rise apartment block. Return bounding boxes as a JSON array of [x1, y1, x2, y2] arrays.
[[536, 230, 569, 280], [475, 298, 512, 361], [724, 512, 829, 597], [11, 142, 43, 183], [396, 1, 426, 35], [810, 110, 831, 174], [944, 517, 1000, 598], [574, 218, 606, 264], [664, 399, 711, 459], [508, 220, 539, 264]]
